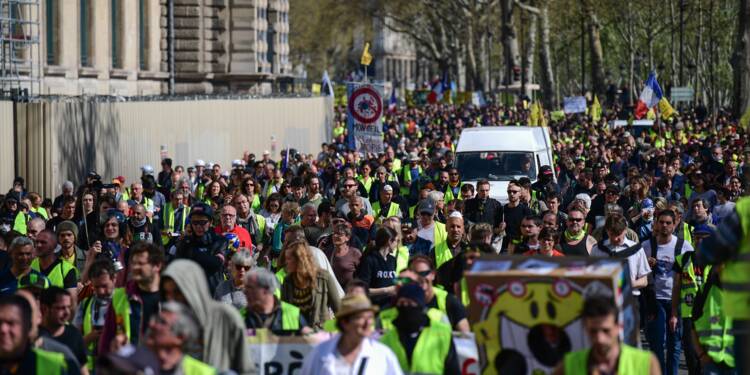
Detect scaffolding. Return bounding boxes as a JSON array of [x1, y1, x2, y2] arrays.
[[0, 0, 40, 98]]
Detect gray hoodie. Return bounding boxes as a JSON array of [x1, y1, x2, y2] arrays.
[[163, 259, 254, 374]]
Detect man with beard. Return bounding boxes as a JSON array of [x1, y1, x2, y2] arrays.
[[554, 297, 659, 375], [55, 221, 86, 276], [74, 260, 115, 372], [127, 204, 156, 244], [98, 242, 163, 357], [0, 294, 71, 375]]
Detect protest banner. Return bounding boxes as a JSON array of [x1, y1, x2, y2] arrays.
[[563, 96, 587, 114], [465, 256, 636, 375], [347, 82, 384, 154], [246, 330, 481, 374]]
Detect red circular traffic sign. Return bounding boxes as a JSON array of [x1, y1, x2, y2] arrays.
[[348, 86, 382, 124]]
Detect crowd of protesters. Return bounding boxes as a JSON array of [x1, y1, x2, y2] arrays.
[[0, 100, 746, 375]]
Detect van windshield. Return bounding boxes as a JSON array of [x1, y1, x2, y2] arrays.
[[456, 151, 537, 181]]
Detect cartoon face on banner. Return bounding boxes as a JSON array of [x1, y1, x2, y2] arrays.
[[472, 278, 586, 375]]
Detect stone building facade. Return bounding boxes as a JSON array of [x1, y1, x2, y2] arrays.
[[6, 0, 292, 96]]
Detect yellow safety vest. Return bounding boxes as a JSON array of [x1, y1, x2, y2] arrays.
[[725, 197, 750, 319], [563, 344, 652, 374], [30, 258, 77, 289], [181, 355, 217, 375], [380, 320, 452, 374]]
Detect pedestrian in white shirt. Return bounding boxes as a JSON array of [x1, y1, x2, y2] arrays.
[[591, 213, 652, 295], [300, 294, 403, 375], [641, 209, 692, 375]]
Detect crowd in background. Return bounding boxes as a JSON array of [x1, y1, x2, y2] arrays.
[[0, 100, 745, 375]]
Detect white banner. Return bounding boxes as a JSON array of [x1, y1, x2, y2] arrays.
[[563, 96, 587, 114], [246, 330, 480, 375]]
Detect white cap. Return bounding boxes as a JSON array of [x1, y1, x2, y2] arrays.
[[195, 159, 206, 167], [263, 150, 270, 155], [141, 165, 154, 174], [232, 159, 243, 168], [221, 171, 230, 178]]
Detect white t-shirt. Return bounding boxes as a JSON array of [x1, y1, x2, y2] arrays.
[[641, 235, 693, 300], [590, 238, 652, 296]]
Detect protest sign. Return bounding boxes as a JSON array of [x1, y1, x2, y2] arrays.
[[563, 96, 587, 114], [465, 256, 636, 375], [347, 82, 384, 154]]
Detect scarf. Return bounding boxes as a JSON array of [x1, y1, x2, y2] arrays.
[[564, 229, 585, 242]]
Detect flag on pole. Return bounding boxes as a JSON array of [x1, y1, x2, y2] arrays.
[[427, 78, 444, 104], [741, 107, 750, 130], [388, 85, 397, 112], [539, 102, 548, 127], [322, 70, 335, 98], [635, 71, 663, 119], [591, 95, 602, 122], [658, 97, 676, 120], [529, 102, 540, 126], [360, 42, 373, 66]]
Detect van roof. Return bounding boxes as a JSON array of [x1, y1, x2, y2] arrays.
[[456, 126, 550, 153]]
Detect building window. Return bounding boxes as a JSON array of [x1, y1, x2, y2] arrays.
[[138, 0, 145, 70], [80, 0, 90, 67], [111, 0, 119, 68], [45, 0, 56, 65]]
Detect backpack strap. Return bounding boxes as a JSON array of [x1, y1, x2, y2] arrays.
[[650, 237, 658, 258], [674, 237, 685, 258], [613, 243, 644, 259], [596, 241, 613, 257]]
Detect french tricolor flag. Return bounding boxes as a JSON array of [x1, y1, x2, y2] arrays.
[[634, 71, 663, 119]]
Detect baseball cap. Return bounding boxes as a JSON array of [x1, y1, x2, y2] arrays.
[[418, 199, 435, 215], [189, 203, 213, 219], [195, 159, 206, 167], [540, 165, 553, 175]]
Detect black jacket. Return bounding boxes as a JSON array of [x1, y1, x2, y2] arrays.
[[173, 231, 227, 293]]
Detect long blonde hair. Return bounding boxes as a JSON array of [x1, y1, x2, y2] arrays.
[[286, 241, 319, 289]]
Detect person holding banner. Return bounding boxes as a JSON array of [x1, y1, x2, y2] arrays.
[[300, 294, 403, 375]]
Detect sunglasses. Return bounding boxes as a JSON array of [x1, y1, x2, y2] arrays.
[[416, 270, 432, 277], [567, 218, 584, 223], [192, 220, 209, 226], [395, 277, 417, 285], [235, 264, 252, 271]]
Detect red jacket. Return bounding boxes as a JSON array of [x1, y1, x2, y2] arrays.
[[214, 225, 253, 250]]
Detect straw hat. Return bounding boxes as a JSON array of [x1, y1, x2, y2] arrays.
[[336, 294, 379, 319]]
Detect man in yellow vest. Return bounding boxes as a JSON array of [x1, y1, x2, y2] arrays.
[[373, 185, 403, 223], [408, 255, 470, 332], [0, 294, 69, 374], [241, 267, 309, 333], [75, 259, 116, 372], [690, 264, 735, 374], [698, 196, 750, 374], [412, 199, 448, 268], [146, 301, 217, 375], [553, 296, 660, 375], [670, 224, 712, 375], [31, 230, 77, 297], [379, 283, 459, 374], [98, 242, 164, 357]]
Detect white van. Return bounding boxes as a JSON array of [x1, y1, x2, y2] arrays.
[[454, 126, 556, 203]]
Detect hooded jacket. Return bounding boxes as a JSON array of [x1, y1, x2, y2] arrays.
[[163, 259, 253, 374]]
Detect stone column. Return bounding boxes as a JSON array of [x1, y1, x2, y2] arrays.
[[146, 0, 161, 72]]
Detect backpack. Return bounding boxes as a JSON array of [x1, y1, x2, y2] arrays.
[[596, 240, 643, 259]]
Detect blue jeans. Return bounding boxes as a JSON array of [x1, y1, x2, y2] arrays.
[[646, 299, 682, 375]]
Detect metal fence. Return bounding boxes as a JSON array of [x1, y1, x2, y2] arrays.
[[1, 96, 334, 198]]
